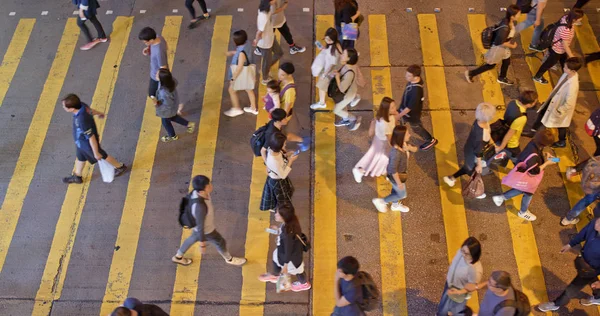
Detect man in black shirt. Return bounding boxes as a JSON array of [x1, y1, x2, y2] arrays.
[[261, 108, 288, 162], [396, 65, 438, 151]]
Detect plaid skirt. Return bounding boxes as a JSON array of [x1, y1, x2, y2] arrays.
[[260, 176, 294, 211]]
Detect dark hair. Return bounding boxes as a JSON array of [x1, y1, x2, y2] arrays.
[[259, 0, 271, 12], [268, 132, 287, 152], [533, 129, 555, 147], [390, 125, 407, 148], [192, 175, 210, 191], [110, 307, 132, 316], [279, 62, 295, 75], [406, 65, 421, 77], [504, 4, 521, 23], [325, 27, 342, 56], [462, 237, 482, 264], [267, 80, 281, 93], [158, 68, 176, 92], [337, 256, 360, 275], [376, 97, 394, 122], [232, 30, 248, 46], [138, 27, 157, 41], [277, 203, 301, 235], [334, 0, 354, 12], [62, 93, 82, 109], [490, 270, 512, 290], [567, 8, 584, 28], [518, 90, 538, 105], [271, 108, 287, 122], [565, 57, 582, 72], [345, 48, 358, 65]]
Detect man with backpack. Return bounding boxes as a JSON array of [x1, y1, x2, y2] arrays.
[[333, 256, 379, 315], [259, 108, 288, 161], [172, 175, 247, 266], [515, 0, 547, 51], [478, 271, 530, 316]]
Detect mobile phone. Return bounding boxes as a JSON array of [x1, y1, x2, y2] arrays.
[[292, 149, 301, 157], [265, 228, 278, 234], [315, 40, 323, 50], [550, 157, 560, 163]]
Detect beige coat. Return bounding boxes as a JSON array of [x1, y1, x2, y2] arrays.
[[541, 73, 579, 128]]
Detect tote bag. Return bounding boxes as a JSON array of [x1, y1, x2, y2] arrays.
[[501, 153, 544, 194], [98, 159, 115, 183], [341, 22, 359, 41], [231, 64, 256, 91]]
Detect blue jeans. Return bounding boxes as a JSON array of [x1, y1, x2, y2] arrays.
[[161, 115, 189, 137], [503, 188, 533, 213], [383, 179, 407, 203], [515, 8, 544, 47], [566, 193, 600, 221]]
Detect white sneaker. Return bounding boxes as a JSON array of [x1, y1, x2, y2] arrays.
[[350, 95, 361, 107], [561, 217, 580, 226], [352, 167, 364, 183], [566, 166, 577, 181], [492, 195, 505, 206], [391, 202, 409, 212], [476, 193, 486, 199], [518, 210, 537, 221], [580, 296, 600, 306], [537, 302, 559, 312], [226, 257, 247, 266], [243, 107, 259, 115], [310, 102, 326, 110], [443, 176, 456, 187], [254, 48, 262, 56], [372, 198, 389, 213], [224, 108, 244, 117]]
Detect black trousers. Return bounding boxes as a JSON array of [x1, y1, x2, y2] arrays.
[[469, 58, 510, 79], [77, 15, 106, 43], [185, 0, 208, 18], [574, 0, 591, 9], [532, 106, 568, 142], [554, 272, 600, 306], [275, 22, 295, 46], [272, 260, 307, 283], [406, 119, 433, 143], [586, 52, 600, 64], [148, 78, 159, 98], [535, 49, 567, 78]]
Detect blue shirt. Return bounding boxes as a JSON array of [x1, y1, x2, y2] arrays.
[[72, 0, 100, 16], [72, 103, 99, 149], [228, 44, 249, 79], [333, 278, 364, 316], [569, 219, 600, 273], [150, 37, 168, 80]]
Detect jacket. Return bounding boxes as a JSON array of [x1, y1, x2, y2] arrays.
[[541, 73, 579, 128], [155, 85, 180, 118], [72, 0, 100, 17]]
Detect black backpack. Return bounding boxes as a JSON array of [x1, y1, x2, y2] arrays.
[[493, 287, 531, 316], [481, 24, 507, 49], [327, 69, 355, 103], [250, 123, 269, 157], [516, 0, 536, 14], [178, 193, 198, 228], [356, 271, 380, 311], [537, 21, 568, 50]]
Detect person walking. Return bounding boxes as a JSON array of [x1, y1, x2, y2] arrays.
[[278, 63, 308, 147], [437, 237, 486, 316], [515, 0, 547, 51], [492, 129, 557, 221], [443, 102, 496, 199], [185, 0, 210, 29], [334, 0, 361, 49], [465, 5, 521, 85], [532, 9, 584, 84], [73, 0, 108, 51], [260, 133, 298, 212], [258, 203, 311, 292], [332, 48, 362, 131], [260, 108, 288, 162], [254, 0, 283, 84], [371, 125, 418, 213], [310, 27, 343, 110], [61, 94, 127, 184], [538, 218, 600, 311], [171, 175, 247, 266], [110, 297, 168, 316], [139, 27, 168, 99], [332, 256, 365, 316], [254, 0, 305, 56], [397, 65, 438, 150], [225, 30, 258, 117], [478, 271, 519, 316], [532, 57, 581, 148], [154, 69, 196, 142]]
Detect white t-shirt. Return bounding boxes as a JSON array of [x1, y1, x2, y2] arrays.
[[375, 116, 396, 141], [257, 10, 275, 49], [271, 0, 287, 28]]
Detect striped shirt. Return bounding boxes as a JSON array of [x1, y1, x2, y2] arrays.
[[552, 16, 573, 54]]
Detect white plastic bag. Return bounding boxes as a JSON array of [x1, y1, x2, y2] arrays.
[[98, 159, 115, 183]]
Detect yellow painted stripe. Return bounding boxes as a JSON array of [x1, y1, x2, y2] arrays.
[[576, 16, 600, 103], [369, 14, 408, 316], [31, 17, 134, 316], [417, 14, 480, 312], [468, 14, 549, 309], [313, 14, 338, 316], [170, 16, 232, 315], [0, 18, 35, 108], [99, 16, 182, 315], [0, 18, 79, 275]]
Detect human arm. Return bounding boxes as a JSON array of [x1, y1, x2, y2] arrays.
[[496, 128, 516, 152], [566, 220, 593, 248], [273, 0, 288, 14], [396, 107, 411, 120], [194, 200, 209, 252], [88, 135, 102, 160], [539, 152, 557, 170], [253, 12, 267, 46], [225, 50, 236, 57], [260, 147, 268, 163], [231, 52, 247, 80], [78, 0, 89, 19], [447, 281, 488, 295], [501, 40, 518, 49], [272, 94, 281, 110], [535, 1, 547, 27], [368, 119, 376, 138], [88, 107, 105, 119]]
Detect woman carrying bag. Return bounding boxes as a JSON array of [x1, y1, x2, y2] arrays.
[[225, 30, 257, 117], [334, 0, 361, 49], [154, 69, 196, 143], [310, 27, 343, 110], [492, 129, 557, 221], [260, 133, 298, 212]]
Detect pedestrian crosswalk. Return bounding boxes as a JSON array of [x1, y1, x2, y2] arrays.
[[0, 9, 600, 316]]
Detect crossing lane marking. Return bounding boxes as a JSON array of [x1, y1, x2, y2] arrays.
[[169, 15, 232, 315], [0, 18, 35, 108], [417, 13, 480, 312], [368, 14, 408, 316], [0, 18, 79, 275], [575, 16, 600, 112], [99, 16, 182, 315]]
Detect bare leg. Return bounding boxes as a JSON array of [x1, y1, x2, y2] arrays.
[[318, 88, 326, 104], [228, 83, 241, 110], [74, 160, 86, 176], [105, 155, 122, 168], [245, 89, 257, 111]]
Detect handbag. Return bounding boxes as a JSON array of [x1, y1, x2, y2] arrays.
[[462, 171, 485, 199], [98, 159, 115, 183], [575, 255, 597, 278], [341, 22, 359, 41], [484, 45, 511, 65], [501, 153, 544, 194], [230, 64, 256, 91]]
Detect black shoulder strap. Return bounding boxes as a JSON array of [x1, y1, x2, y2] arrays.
[[241, 50, 250, 66], [341, 69, 356, 94], [493, 299, 517, 315]]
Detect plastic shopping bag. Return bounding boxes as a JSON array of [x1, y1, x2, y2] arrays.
[[276, 274, 292, 293], [98, 159, 115, 183]]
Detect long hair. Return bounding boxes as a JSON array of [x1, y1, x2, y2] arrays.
[[566, 8, 584, 28], [462, 237, 482, 264], [277, 203, 302, 235], [259, 0, 271, 12], [158, 69, 177, 92], [376, 97, 394, 122], [325, 27, 342, 56], [504, 4, 521, 23], [390, 125, 407, 148]]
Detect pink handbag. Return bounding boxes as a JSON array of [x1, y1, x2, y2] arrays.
[[501, 153, 544, 194]]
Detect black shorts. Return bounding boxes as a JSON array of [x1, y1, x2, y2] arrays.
[[76, 145, 108, 164]]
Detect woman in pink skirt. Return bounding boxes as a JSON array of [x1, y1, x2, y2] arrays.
[[352, 97, 398, 183]]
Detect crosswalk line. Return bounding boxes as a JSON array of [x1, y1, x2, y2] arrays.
[[313, 14, 338, 315], [467, 13, 549, 308], [0, 18, 35, 109], [417, 13, 480, 312], [575, 15, 600, 103], [99, 16, 182, 315], [170, 15, 231, 315], [31, 16, 134, 316], [0, 18, 79, 276], [368, 14, 408, 316]]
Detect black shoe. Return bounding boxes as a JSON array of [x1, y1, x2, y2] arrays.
[[115, 164, 127, 177], [63, 174, 83, 184], [528, 44, 543, 52], [497, 77, 514, 85], [420, 138, 438, 151], [551, 141, 566, 148], [533, 76, 548, 85]]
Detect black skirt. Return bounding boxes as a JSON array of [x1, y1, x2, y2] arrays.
[[260, 177, 294, 211]]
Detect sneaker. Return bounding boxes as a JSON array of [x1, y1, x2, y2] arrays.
[[350, 95, 361, 107], [80, 40, 100, 51], [261, 77, 272, 85], [187, 122, 196, 133], [224, 108, 244, 117], [560, 217, 580, 226], [349, 117, 362, 131], [171, 255, 192, 265], [552, 141, 566, 148], [62, 174, 83, 184], [537, 302, 559, 312], [334, 119, 351, 127], [528, 44, 543, 52], [352, 167, 364, 183], [254, 48, 262, 56], [580, 296, 600, 306], [310, 102, 326, 110], [518, 210, 537, 221], [225, 257, 247, 266], [476, 193, 487, 199], [243, 107, 259, 115], [420, 138, 438, 151], [290, 45, 306, 55], [291, 281, 311, 292], [372, 198, 389, 213], [391, 202, 410, 212], [533, 76, 548, 85], [464, 70, 474, 83], [566, 166, 577, 181], [114, 164, 127, 177], [497, 77, 515, 85], [492, 195, 505, 206], [97, 37, 109, 43], [258, 273, 279, 283], [161, 135, 179, 142], [443, 176, 456, 187]]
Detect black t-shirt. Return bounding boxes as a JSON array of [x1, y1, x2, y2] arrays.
[[399, 79, 424, 122], [334, 0, 358, 27], [464, 120, 486, 159], [263, 120, 282, 149], [515, 140, 544, 175], [72, 103, 99, 150]]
